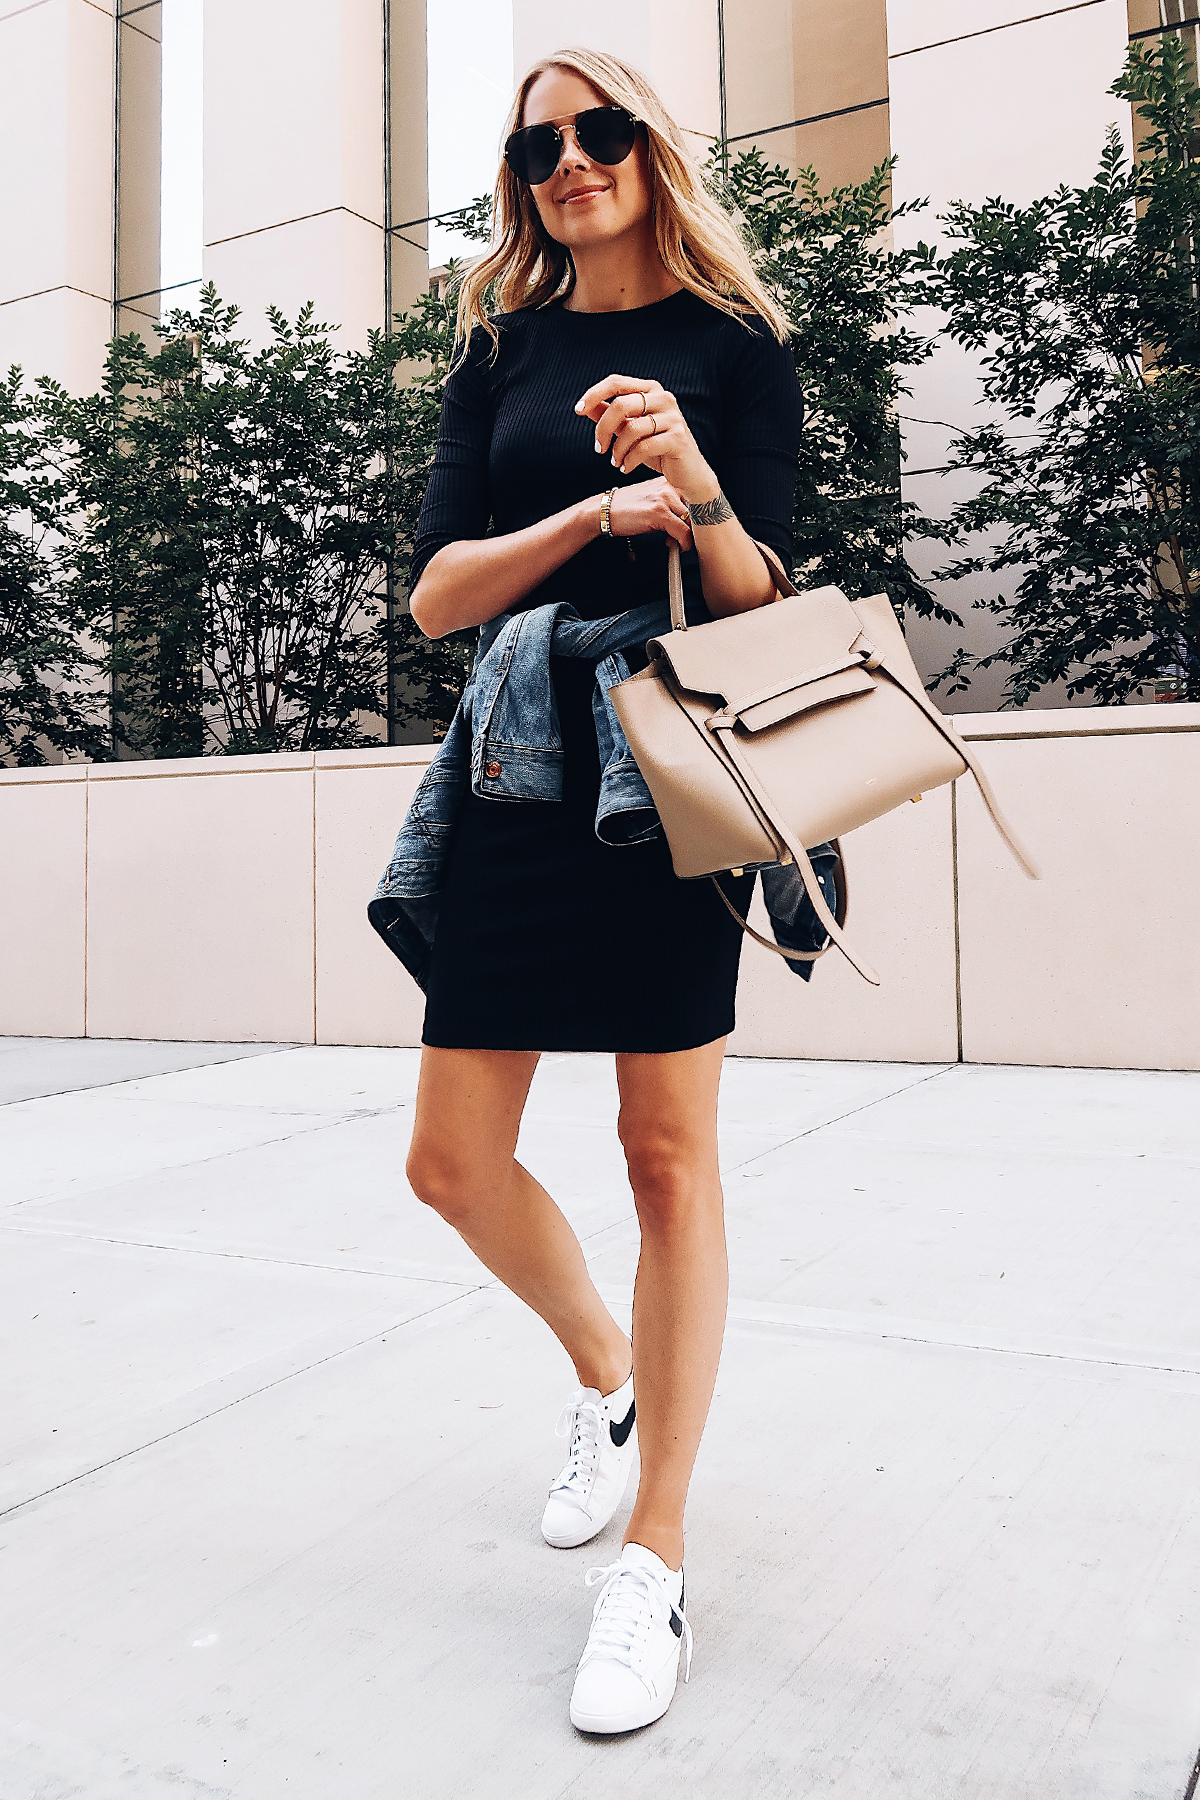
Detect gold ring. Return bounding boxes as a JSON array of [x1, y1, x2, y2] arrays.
[[648, 413, 658, 435], [638, 392, 648, 416]]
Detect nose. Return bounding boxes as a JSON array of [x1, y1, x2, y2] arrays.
[[555, 122, 590, 176]]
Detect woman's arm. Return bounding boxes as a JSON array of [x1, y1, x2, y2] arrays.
[[576, 375, 774, 617], [576, 329, 803, 619], [410, 480, 694, 640]]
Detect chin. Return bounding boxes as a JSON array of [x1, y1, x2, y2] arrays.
[[559, 214, 633, 250]]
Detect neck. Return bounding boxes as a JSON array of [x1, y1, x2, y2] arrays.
[[563, 220, 681, 314]]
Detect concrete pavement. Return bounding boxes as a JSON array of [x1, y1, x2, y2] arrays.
[[2, 1040, 1199, 1799]]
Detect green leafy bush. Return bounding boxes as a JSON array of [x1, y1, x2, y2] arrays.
[[918, 37, 1200, 705]]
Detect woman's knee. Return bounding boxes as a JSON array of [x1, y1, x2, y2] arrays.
[[618, 1117, 715, 1232], [405, 1136, 479, 1227]]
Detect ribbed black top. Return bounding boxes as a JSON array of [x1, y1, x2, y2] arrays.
[[410, 288, 804, 619]]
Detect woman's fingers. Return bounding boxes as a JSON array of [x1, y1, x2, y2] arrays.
[[663, 509, 694, 549], [575, 373, 655, 426], [608, 412, 663, 472], [593, 388, 661, 456], [616, 419, 685, 477], [607, 480, 693, 548]]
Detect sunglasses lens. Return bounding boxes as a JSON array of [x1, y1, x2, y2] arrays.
[[575, 106, 638, 167], [505, 123, 560, 186]]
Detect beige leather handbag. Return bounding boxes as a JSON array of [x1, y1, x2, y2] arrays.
[[609, 542, 1038, 986]]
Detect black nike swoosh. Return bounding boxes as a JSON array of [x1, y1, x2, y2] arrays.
[[609, 1397, 636, 1447]]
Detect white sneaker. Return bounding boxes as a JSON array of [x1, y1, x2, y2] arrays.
[[570, 1542, 692, 1734], [540, 1372, 636, 1550]]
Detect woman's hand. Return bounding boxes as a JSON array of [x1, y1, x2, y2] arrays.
[[575, 371, 775, 620], [575, 375, 720, 505], [606, 475, 693, 550]]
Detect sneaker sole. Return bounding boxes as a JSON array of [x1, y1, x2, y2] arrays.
[[570, 1672, 678, 1735], [542, 1519, 604, 1549]]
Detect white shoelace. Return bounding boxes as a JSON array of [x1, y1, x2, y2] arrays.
[[583, 1561, 693, 1683], [551, 1392, 605, 1499]]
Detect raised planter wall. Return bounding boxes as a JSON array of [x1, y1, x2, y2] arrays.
[[2, 702, 1198, 1070]]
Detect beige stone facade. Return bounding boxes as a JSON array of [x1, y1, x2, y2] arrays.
[[4, 701, 1199, 1067], [0, 1, 1192, 697]]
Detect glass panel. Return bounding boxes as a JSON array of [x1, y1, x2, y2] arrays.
[[425, 0, 512, 266], [115, 0, 202, 334], [160, 0, 204, 311]]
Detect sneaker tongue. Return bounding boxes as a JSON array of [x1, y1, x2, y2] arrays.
[[577, 1387, 601, 1404], [620, 1542, 681, 1601]]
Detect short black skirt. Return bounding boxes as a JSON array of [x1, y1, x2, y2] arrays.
[[420, 660, 754, 1054]]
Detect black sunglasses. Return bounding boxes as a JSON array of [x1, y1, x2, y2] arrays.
[[504, 105, 640, 187]]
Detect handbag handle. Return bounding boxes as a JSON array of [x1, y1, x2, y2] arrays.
[[666, 538, 797, 632], [666, 536, 854, 971], [663, 537, 1036, 977]]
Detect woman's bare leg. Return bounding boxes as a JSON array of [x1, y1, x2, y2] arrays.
[[405, 1046, 631, 1395], [615, 1038, 729, 1571]]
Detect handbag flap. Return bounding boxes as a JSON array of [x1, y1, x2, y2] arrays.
[[736, 663, 875, 732], [647, 587, 868, 704]]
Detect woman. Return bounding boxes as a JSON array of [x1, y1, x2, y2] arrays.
[[400, 47, 802, 1734]]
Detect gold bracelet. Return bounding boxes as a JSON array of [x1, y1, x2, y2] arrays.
[[599, 487, 615, 536]]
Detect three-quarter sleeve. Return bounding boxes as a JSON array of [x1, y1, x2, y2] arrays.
[[716, 316, 804, 570], [408, 332, 494, 590]]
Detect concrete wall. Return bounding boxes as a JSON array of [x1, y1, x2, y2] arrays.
[[203, 0, 390, 351], [4, 703, 1198, 1070], [0, 0, 114, 394], [722, 0, 891, 189], [888, 0, 1135, 712]]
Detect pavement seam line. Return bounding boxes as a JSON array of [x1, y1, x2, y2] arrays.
[[722, 1311, 1200, 1377], [1, 1097, 416, 1211], [0, 1043, 301, 1110], [721, 1063, 959, 1175], [0, 1221, 471, 1285], [0, 1282, 491, 1524]]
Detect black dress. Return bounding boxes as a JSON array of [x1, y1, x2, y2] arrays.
[[414, 289, 804, 1053]]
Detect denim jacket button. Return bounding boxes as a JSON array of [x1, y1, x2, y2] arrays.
[[484, 760, 502, 780]]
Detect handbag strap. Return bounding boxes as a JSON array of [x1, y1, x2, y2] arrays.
[[666, 538, 797, 631], [709, 720, 884, 986], [865, 654, 1040, 880], [709, 872, 825, 964], [666, 538, 1037, 979]]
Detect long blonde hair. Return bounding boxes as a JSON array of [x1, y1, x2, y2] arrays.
[[456, 46, 791, 353]]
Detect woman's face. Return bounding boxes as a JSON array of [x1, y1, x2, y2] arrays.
[[519, 68, 653, 252]]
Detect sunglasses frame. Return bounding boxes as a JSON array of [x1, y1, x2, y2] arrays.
[[504, 105, 642, 188]]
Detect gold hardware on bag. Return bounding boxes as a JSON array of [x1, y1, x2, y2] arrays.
[[730, 867, 744, 878], [910, 793, 923, 803]]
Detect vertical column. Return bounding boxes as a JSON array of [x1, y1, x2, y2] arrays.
[[511, 2, 721, 148], [203, 0, 389, 349], [387, 0, 431, 317], [722, 0, 890, 187], [114, 0, 162, 342], [0, 0, 114, 393]]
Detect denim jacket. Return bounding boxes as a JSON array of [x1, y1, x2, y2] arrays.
[[368, 593, 838, 992]]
